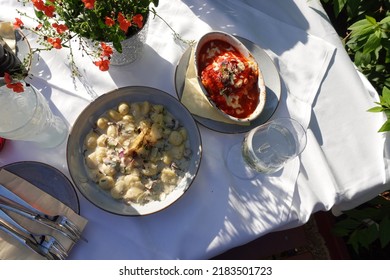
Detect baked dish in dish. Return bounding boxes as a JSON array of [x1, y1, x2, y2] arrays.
[[195, 31, 266, 123]]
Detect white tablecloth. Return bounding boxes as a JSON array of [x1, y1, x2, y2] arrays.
[[0, 0, 389, 259]]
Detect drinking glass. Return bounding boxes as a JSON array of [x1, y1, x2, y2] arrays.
[[226, 118, 307, 179], [0, 83, 68, 148]]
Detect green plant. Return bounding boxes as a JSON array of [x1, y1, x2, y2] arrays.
[[368, 86, 390, 132], [332, 192, 390, 258], [320, 0, 390, 259], [322, 0, 390, 130], [322, 0, 390, 92], [16, 0, 159, 74], [347, 14, 390, 93]]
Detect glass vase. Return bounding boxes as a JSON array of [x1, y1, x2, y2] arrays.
[[112, 14, 150, 65], [86, 13, 150, 66], [0, 82, 68, 148], [112, 29, 148, 64]]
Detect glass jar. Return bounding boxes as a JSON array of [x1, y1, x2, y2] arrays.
[[0, 81, 68, 148]]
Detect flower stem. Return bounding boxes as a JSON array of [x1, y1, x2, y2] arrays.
[[150, 8, 196, 47]]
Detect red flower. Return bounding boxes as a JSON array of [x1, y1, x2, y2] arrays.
[[132, 14, 144, 29], [105, 16, 115, 27], [52, 23, 68, 34], [47, 37, 62, 49], [4, 73, 24, 93], [31, 0, 55, 17], [82, 0, 95, 10], [118, 12, 131, 33], [100, 42, 113, 57], [94, 59, 110, 71], [13, 18, 24, 29], [7, 82, 24, 93], [31, 0, 45, 11], [43, 5, 55, 17], [4, 72, 12, 84]]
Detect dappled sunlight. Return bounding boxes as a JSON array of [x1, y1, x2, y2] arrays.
[[203, 174, 294, 257], [195, 131, 298, 257], [181, 0, 309, 56], [228, 175, 292, 230]]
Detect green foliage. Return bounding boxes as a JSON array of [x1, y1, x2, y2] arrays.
[[321, 0, 389, 93], [321, 0, 387, 21], [332, 193, 390, 255], [347, 15, 390, 93], [368, 87, 390, 132], [320, 0, 390, 259], [322, 0, 389, 131]]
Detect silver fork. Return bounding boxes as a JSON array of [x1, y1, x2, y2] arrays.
[[0, 184, 86, 243], [0, 208, 67, 260]]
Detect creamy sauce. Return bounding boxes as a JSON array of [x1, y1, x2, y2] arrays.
[[198, 40, 259, 118], [83, 101, 192, 205]]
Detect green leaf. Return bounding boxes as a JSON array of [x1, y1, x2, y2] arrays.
[[363, 33, 382, 54], [367, 106, 384, 112], [354, 51, 372, 66], [379, 16, 390, 25], [345, 0, 361, 18], [347, 230, 361, 254], [379, 216, 390, 248], [350, 26, 375, 39], [34, 10, 45, 20], [113, 40, 122, 53], [383, 87, 390, 97], [378, 120, 390, 132], [381, 86, 390, 106], [333, 0, 348, 17], [333, 217, 361, 231], [375, 29, 382, 39], [358, 224, 379, 249], [348, 19, 373, 31], [365, 15, 377, 26]]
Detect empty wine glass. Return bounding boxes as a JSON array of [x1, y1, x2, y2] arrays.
[[226, 117, 307, 179]]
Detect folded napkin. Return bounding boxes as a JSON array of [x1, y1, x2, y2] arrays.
[[0, 169, 88, 260], [181, 48, 250, 125]]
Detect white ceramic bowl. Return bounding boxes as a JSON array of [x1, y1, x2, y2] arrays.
[[194, 31, 266, 123], [67, 86, 202, 216]]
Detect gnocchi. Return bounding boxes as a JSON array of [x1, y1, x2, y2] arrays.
[[83, 101, 192, 205]]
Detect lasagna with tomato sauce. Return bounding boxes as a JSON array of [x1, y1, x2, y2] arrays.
[[198, 40, 260, 119]]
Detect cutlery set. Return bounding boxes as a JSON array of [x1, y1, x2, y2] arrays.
[[0, 184, 85, 260]]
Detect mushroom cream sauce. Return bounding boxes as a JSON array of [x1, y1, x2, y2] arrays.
[[83, 101, 192, 205]]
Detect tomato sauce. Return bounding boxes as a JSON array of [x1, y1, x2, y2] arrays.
[[198, 40, 259, 118]]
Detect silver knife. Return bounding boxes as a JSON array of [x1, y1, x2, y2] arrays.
[[0, 222, 54, 260], [0, 184, 47, 215], [0, 184, 78, 243]]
